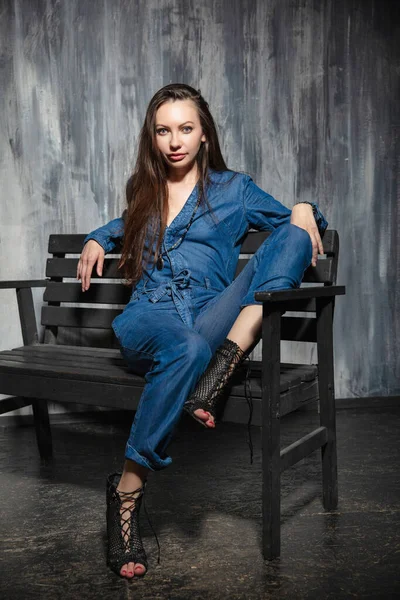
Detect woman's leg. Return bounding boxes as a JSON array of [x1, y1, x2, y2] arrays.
[[113, 295, 212, 467], [118, 310, 212, 468], [191, 223, 313, 425], [109, 299, 212, 577]]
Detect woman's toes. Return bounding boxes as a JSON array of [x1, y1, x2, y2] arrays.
[[134, 563, 146, 576], [194, 408, 209, 421], [194, 408, 215, 427], [119, 560, 145, 578], [200, 410, 215, 428], [125, 561, 136, 578]]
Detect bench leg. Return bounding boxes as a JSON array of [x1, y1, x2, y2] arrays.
[[32, 399, 53, 460], [261, 307, 282, 559], [262, 407, 281, 559], [316, 298, 338, 511]]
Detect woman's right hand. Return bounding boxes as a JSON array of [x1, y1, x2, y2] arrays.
[[77, 240, 105, 291]]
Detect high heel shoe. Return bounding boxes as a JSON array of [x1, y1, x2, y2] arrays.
[[106, 472, 148, 577], [183, 338, 245, 426]]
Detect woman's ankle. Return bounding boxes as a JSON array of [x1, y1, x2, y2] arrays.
[[226, 305, 262, 352], [118, 460, 148, 492]]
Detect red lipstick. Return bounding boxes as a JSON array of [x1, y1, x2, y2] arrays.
[[168, 154, 186, 161]]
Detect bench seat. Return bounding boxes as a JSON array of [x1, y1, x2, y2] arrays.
[[0, 344, 318, 420]]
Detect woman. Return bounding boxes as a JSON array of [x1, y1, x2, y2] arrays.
[[77, 83, 327, 579]]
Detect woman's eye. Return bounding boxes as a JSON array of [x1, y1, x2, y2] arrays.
[[156, 126, 193, 135]]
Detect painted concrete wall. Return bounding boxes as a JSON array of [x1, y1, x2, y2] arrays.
[[0, 0, 399, 417]]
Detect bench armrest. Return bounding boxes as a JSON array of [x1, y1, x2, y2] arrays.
[[0, 281, 47, 345], [0, 280, 48, 290], [255, 285, 345, 304]]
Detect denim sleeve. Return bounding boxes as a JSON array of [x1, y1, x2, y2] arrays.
[[83, 216, 125, 254], [243, 175, 292, 231], [243, 175, 328, 236]]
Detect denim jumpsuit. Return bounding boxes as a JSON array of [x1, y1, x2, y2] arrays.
[[84, 169, 328, 471]]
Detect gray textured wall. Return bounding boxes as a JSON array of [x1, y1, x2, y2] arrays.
[[1, 0, 399, 413]]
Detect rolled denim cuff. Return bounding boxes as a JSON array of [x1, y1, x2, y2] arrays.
[[294, 202, 328, 236]]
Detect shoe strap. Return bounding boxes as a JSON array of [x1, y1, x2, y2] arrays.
[[243, 356, 254, 465], [115, 486, 145, 555], [116, 483, 161, 565], [143, 496, 161, 565]]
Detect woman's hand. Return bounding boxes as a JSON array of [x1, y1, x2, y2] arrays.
[[290, 204, 324, 267], [77, 240, 105, 291]]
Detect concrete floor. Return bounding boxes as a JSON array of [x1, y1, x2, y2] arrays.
[[0, 406, 399, 600]]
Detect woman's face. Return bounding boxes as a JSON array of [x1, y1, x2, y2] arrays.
[[155, 99, 206, 173]]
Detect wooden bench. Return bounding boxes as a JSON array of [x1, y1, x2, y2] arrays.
[[0, 229, 345, 559]]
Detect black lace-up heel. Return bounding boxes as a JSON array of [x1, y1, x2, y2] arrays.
[[184, 338, 246, 426], [106, 472, 148, 577]]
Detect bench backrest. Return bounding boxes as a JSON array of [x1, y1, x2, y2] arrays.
[[42, 229, 339, 345]]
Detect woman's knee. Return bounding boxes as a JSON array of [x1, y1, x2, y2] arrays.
[[175, 333, 212, 369], [276, 223, 312, 258], [278, 222, 310, 240]]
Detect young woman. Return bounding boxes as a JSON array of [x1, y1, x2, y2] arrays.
[[77, 83, 327, 579]]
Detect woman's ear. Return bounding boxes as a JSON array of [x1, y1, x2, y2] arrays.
[[201, 134, 206, 143]]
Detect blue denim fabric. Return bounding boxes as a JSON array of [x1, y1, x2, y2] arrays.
[[84, 169, 326, 470]]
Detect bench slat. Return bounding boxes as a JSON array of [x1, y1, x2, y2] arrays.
[[0, 366, 318, 417], [0, 346, 314, 394], [44, 282, 131, 304], [235, 257, 334, 284], [0, 352, 133, 380], [0, 371, 142, 410], [43, 281, 317, 311], [239, 229, 337, 255], [47, 256, 333, 284], [5, 348, 126, 369], [244, 361, 317, 381], [239, 231, 270, 253], [0, 355, 139, 384], [13, 344, 121, 358], [226, 379, 319, 422], [231, 371, 301, 394], [49, 234, 97, 254], [48, 230, 337, 256], [302, 261, 334, 284], [46, 258, 122, 279], [12, 346, 318, 383], [41, 305, 317, 340], [41, 306, 122, 328]]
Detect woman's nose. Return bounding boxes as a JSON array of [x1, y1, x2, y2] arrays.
[[169, 132, 182, 149]]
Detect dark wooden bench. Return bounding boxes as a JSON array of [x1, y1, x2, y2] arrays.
[[0, 229, 345, 560]]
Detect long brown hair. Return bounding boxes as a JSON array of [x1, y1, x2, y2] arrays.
[[119, 83, 230, 285]]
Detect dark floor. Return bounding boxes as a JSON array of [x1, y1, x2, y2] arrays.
[[0, 406, 399, 600]]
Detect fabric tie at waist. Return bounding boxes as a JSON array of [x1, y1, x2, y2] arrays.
[[147, 269, 192, 326]]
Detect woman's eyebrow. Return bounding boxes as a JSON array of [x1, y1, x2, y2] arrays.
[[155, 121, 195, 127]]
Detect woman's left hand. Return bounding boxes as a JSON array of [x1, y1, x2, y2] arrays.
[[290, 203, 324, 267]]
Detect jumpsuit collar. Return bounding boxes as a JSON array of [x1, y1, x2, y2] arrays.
[[165, 181, 199, 234]]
